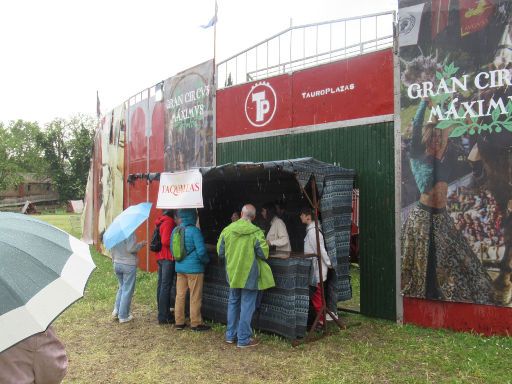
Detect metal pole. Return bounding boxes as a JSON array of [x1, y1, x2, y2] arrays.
[[289, 28, 292, 72], [316, 24, 319, 65], [266, 40, 269, 78], [278, 34, 281, 74], [312, 176, 327, 332], [146, 89, 150, 272], [344, 21, 347, 58], [126, 99, 131, 207], [303, 27, 305, 69], [329, 23, 332, 62], [392, 10, 404, 325]]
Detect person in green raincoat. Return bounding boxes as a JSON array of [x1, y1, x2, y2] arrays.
[[217, 204, 275, 348]]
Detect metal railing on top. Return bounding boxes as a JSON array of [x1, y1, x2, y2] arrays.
[[217, 11, 395, 89]]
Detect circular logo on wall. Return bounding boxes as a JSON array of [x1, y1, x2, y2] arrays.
[[244, 81, 277, 127], [398, 14, 415, 36]]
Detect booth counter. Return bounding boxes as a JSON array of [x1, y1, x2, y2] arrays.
[[203, 250, 315, 340]]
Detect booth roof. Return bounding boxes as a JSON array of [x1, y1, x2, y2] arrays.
[[199, 157, 355, 189]]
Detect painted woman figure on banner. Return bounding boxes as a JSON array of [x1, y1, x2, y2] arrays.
[[469, 83, 512, 306], [401, 95, 494, 305]]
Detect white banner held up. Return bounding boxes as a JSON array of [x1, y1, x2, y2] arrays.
[[156, 170, 204, 209]]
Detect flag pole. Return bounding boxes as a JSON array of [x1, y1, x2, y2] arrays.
[[213, 0, 217, 65], [213, 0, 218, 165]]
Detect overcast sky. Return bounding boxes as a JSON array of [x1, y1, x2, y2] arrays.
[[0, 0, 396, 124]]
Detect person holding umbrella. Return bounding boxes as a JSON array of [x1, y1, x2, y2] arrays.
[[0, 327, 68, 384], [110, 233, 147, 323], [0, 212, 96, 382], [103, 202, 152, 323]]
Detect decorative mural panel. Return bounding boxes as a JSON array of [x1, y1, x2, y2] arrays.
[[164, 60, 214, 171], [399, 0, 512, 308]]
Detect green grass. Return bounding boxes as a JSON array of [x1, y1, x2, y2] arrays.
[[37, 214, 512, 384]]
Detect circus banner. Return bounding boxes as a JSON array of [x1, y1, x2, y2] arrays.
[[163, 60, 214, 171], [82, 104, 126, 253], [399, 0, 512, 307]]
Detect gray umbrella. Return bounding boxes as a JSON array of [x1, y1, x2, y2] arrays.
[[0, 212, 96, 353]]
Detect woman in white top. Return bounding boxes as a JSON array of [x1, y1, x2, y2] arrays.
[[300, 206, 332, 326], [261, 202, 291, 252]]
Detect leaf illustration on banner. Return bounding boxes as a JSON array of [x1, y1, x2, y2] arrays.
[[501, 121, 512, 133], [436, 120, 455, 129], [492, 105, 501, 122], [450, 125, 469, 137]]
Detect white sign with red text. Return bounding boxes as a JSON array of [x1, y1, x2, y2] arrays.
[[156, 169, 203, 209]]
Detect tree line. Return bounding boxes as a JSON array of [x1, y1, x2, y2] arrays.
[[0, 115, 95, 201]]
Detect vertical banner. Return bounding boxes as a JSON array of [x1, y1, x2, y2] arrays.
[[399, 0, 512, 307], [83, 105, 126, 252], [164, 60, 214, 171]]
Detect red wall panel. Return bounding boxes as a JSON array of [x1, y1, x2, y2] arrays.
[[126, 106, 150, 271], [404, 297, 512, 335], [217, 49, 394, 139], [292, 49, 394, 126], [217, 74, 292, 138], [147, 103, 166, 272]]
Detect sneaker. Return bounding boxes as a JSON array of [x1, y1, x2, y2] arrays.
[[119, 315, 133, 323], [191, 324, 211, 332], [237, 338, 259, 348], [111, 309, 118, 319], [326, 313, 338, 322], [225, 339, 237, 344], [175, 324, 186, 330]]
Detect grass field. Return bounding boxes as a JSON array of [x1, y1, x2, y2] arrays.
[[37, 214, 512, 384]]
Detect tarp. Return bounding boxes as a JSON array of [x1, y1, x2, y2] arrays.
[[67, 200, 84, 214], [197, 157, 355, 305]]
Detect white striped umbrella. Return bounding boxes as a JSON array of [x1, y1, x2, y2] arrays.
[[0, 212, 96, 353]]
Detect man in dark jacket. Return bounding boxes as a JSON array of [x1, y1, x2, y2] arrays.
[[155, 210, 176, 324], [172, 209, 211, 331]]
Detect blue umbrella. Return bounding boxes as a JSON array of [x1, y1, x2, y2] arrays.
[[103, 202, 152, 250]]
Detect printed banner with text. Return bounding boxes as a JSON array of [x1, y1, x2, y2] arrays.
[[399, 0, 512, 307], [164, 60, 214, 171], [156, 170, 203, 209]]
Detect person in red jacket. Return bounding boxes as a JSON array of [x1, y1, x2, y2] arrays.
[[155, 210, 176, 324]]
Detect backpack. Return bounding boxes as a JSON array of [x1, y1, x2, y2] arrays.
[[172, 225, 194, 261], [149, 224, 162, 252]]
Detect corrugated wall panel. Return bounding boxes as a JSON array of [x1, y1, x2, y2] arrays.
[[217, 121, 396, 320]]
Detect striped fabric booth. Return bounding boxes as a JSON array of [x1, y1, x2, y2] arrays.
[[198, 158, 355, 339]]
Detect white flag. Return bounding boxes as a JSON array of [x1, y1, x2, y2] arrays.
[[201, 1, 218, 29], [398, 3, 425, 47]]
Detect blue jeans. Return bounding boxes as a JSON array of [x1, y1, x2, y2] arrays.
[[157, 259, 176, 323], [114, 262, 137, 320], [226, 288, 258, 346]]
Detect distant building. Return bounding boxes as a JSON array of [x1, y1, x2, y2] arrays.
[[0, 174, 59, 209]]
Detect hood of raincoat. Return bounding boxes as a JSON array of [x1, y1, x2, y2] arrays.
[[177, 209, 197, 226], [227, 218, 262, 236]]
